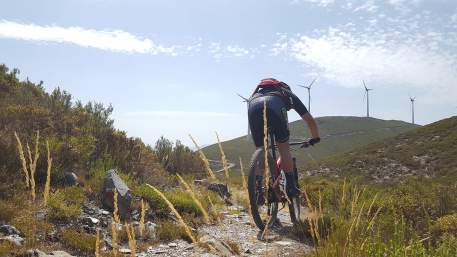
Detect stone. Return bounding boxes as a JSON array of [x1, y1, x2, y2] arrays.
[[207, 183, 231, 201], [0, 224, 21, 236], [199, 235, 233, 257], [82, 216, 100, 226], [101, 169, 132, 220], [63, 172, 78, 187], [18, 249, 76, 257], [275, 240, 293, 246], [168, 242, 178, 248], [0, 235, 24, 246], [119, 248, 132, 254]]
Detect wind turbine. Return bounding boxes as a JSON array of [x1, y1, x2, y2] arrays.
[[363, 80, 373, 118], [410, 97, 416, 124], [297, 78, 317, 112], [237, 93, 250, 141]]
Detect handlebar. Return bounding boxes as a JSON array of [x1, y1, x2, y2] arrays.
[[271, 138, 319, 149]]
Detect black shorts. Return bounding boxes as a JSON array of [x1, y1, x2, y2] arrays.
[[248, 95, 289, 147]]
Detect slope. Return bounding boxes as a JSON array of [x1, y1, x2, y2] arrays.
[[313, 116, 457, 182], [203, 116, 419, 167]]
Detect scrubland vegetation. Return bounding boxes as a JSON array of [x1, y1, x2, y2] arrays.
[[1, 63, 456, 256], [299, 176, 457, 256]]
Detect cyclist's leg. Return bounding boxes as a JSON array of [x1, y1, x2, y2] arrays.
[[269, 98, 299, 198]]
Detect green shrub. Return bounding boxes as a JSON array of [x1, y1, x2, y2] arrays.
[[60, 229, 96, 255], [432, 214, 457, 238], [135, 184, 214, 218], [47, 187, 84, 221], [0, 200, 17, 223], [156, 221, 194, 242]]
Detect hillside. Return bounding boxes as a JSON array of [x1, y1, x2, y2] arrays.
[[203, 116, 419, 168], [311, 116, 457, 182]]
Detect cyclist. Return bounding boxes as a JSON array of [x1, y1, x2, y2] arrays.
[[248, 78, 320, 198]]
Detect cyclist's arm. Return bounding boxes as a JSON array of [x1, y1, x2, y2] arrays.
[[289, 92, 320, 139], [301, 113, 320, 139]]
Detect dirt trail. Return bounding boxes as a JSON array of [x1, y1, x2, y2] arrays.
[[143, 205, 313, 257]]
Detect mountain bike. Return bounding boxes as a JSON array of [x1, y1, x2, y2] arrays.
[[247, 131, 312, 231]]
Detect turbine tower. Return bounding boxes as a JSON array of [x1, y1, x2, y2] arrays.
[[410, 97, 416, 124], [237, 93, 250, 141], [363, 80, 373, 118], [297, 78, 317, 112]]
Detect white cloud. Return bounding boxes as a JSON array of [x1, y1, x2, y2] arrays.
[[299, 0, 335, 7], [209, 42, 252, 59], [125, 110, 239, 118], [274, 28, 457, 103], [0, 20, 177, 55]]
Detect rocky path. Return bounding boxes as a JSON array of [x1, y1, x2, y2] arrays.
[[141, 205, 313, 257]]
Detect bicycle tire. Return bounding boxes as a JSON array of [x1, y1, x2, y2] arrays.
[[289, 196, 301, 224], [289, 167, 301, 224], [247, 148, 278, 231]]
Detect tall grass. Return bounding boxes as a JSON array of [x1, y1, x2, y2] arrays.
[[112, 190, 120, 256], [215, 132, 230, 182], [125, 223, 136, 257], [14, 132, 30, 188], [95, 229, 100, 257], [146, 184, 197, 243], [139, 199, 146, 238], [43, 140, 52, 206], [176, 174, 210, 224], [189, 134, 216, 180], [14, 131, 40, 201]]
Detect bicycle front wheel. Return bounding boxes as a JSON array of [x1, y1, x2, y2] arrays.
[[247, 148, 278, 231]]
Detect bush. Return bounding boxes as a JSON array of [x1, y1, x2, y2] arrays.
[[432, 214, 457, 238], [47, 187, 84, 221], [0, 200, 17, 223], [60, 229, 96, 255], [156, 221, 194, 242]]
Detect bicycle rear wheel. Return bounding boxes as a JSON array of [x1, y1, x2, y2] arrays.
[[248, 148, 278, 231]]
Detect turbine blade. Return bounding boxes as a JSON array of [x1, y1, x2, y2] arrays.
[[237, 93, 249, 101], [308, 78, 317, 88]]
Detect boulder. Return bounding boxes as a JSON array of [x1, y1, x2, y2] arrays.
[[207, 183, 231, 201], [199, 235, 234, 257], [0, 225, 22, 236], [101, 170, 132, 220], [63, 172, 79, 187]]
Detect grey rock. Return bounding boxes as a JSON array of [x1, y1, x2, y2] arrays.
[[168, 242, 178, 248], [101, 169, 132, 220], [199, 235, 233, 257], [207, 183, 231, 201], [82, 216, 100, 226], [119, 248, 132, 254], [0, 224, 21, 236], [0, 235, 24, 246], [63, 172, 78, 187]]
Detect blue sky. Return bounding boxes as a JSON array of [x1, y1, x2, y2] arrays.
[[1, 0, 456, 146]]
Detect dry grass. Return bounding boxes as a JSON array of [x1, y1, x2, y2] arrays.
[[189, 134, 216, 180], [14, 132, 30, 188], [43, 140, 52, 205], [113, 190, 120, 224], [125, 223, 137, 257], [176, 174, 210, 224], [95, 229, 100, 257], [112, 190, 120, 256], [111, 222, 118, 257], [139, 199, 146, 238], [215, 132, 230, 183], [146, 183, 197, 243], [28, 131, 40, 201], [14, 131, 40, 201]]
